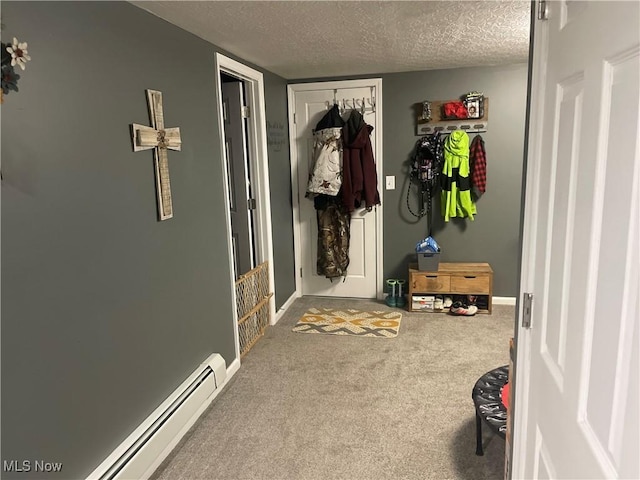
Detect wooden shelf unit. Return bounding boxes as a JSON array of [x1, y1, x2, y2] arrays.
[[416, 98, 489, 136], [408, 262, 493, 313]]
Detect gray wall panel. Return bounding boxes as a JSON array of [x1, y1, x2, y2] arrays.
[[264, 72, 296, 308], [382, 64, 528, 296], [1, 2, 525, 477], [0, 1, 292, 478], [290, 65, 528, 296]]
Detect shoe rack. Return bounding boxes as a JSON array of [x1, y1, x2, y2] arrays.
[[408, 262, 493, 313]]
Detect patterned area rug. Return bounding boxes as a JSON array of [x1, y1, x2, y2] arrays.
[[293, 308, 402, 338]]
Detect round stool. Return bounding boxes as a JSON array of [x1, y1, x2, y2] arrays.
[[472, 365, 509, 456]]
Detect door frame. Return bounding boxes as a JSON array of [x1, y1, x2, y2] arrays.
[[287, 79, 384, 299], [511, 5, 544, 475], [215, 53, 276, 364]]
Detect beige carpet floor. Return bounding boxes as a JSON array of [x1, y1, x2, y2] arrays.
[[152, 296, 514, 480]]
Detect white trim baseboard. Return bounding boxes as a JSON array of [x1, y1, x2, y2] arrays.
[[273, 291, 300, 325], [225, 357, 241, 379], [87, 354, 237, 480], [138, 358, 238, 479], [493, 296, 517, 306]]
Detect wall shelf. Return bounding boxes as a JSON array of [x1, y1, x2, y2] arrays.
[[416, 97, 489, 136]]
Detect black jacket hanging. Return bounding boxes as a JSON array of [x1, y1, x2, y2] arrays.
[[406, 133, 444, 234], [315, 104, 345, 131]]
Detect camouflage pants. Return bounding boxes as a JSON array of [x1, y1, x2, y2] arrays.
[[316, 197, 350, 279]]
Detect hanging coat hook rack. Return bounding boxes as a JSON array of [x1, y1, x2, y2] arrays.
[[327, 92, 376, 115], [337, 96, 376, 115]]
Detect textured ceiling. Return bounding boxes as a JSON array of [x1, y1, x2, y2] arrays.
[[132, 1, 531, 79]]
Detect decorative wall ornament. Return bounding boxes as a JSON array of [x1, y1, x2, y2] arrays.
[[1, 36, 32, 103], [131, 90, 182, 221]]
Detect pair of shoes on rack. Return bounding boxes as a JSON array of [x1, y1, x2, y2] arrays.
[[449, 301, 478, 316], [434, 295, 456, 310], [385, 279, 406, 308], [434, 295, 444, 310]]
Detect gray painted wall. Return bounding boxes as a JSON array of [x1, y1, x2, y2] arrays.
[[382, 64, 528, 296], [1, 2, 524, 476], [0, 2, 293, 478], [264, 72, 296, 308], [290, 64, 528, 296]]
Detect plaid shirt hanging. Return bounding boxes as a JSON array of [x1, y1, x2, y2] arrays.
[[470, 134, 487, 199]]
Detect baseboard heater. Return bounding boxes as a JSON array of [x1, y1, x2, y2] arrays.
[[87, 354, 226, 480]]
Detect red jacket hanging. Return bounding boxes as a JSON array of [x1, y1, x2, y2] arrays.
[[341, 110, 380, 212]]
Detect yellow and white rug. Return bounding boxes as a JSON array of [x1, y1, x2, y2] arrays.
[[293, 308, 402, 338]]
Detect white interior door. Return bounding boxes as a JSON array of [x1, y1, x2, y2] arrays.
[[290, 80, 382, 298], [514, 1, 639, 478]]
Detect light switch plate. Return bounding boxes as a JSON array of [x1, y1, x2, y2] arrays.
[[385, 175, 395, 190]]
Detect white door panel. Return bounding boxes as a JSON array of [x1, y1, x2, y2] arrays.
[[346, 216, 366, 278], [291, 81, 381, 298], [515, 1, 639, 479]]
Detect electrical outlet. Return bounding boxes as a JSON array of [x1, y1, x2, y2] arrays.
[[385, 175, 395, 190]]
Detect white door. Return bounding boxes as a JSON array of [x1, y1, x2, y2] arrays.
[[289, 80, 382, 298], [514, 1, 639, 479], [222, 80, 255, 278]]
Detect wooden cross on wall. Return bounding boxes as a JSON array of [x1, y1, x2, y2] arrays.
[[131, 90, 182, 221]]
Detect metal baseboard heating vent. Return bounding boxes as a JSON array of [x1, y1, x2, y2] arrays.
[[87, 354, 226, 480]]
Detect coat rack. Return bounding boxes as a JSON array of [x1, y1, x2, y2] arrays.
[[417, 121, 488, 136], [325, 87, 376, 114]]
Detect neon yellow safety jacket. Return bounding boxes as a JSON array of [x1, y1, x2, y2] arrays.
[[441, 130, 476, 221]]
